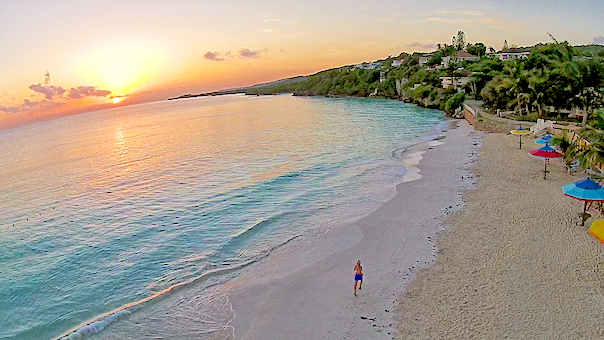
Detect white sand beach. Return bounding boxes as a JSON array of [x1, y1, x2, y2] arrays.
[[227, 120, 480, 339], [397, 131, 604, 339]]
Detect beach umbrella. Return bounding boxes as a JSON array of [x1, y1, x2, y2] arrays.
[[510, 126, 531, 149], [535, 134, 554, 145], [529, 144, 563, 180], [563, 178, 604, 226], [589, 220, 604, 243]]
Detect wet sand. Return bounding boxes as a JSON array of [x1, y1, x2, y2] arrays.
[[228, 120, 480, 339]]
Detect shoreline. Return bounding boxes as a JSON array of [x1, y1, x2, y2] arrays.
[[226, 120, 480, 339], [53, 98, 451, 340], [396, 132, 604, 338]]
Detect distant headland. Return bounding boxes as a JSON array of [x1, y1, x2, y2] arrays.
[[167, 76, 308, 101], [168, 31, 604, 125]]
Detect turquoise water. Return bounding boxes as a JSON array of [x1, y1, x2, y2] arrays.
[[0, 95, 446, 339]]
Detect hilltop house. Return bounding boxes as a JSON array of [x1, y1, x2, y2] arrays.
[[392, 59, 403, 67], [428, 63, 443, 71], [440, 76, 470, 89], [441, 51, 479, 67], [379, 71, 388, 83], [355, 62, 382, 70], [493, 47, 531, 61], [418, 53, 433, 66]]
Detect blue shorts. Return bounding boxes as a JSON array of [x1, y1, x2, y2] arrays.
[[355, 274, 363, 282]]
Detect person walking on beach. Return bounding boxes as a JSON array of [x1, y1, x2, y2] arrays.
[[354, 260, 363, 296]]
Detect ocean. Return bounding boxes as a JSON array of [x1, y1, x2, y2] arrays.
[[0, 94, 447, 339]]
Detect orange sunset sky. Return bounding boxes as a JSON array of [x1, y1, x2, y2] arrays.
[[1, 0, 603, 130]]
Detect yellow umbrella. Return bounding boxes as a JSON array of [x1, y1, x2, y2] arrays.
[[510, 126, 531, 149], [589, 220, 604, 243]]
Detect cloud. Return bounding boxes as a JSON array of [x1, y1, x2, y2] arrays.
[[404, 41, 438, 50], [262, 17, 282, 23], [594, 36, 604, 45], [436, 9, 487, 16], [0, 105, 19, 113], [418, 8, 521, 31], [0, 99, 64, 114], [28, 84, 65, 100], [239, 48, 262, 58], [424, 17, 473, 24], [263, 28, 275, 33], [68, 86, 112, 99], [22, 99, 40, 108], [1, 79, 112, 114], [203, 51, 226, 61]]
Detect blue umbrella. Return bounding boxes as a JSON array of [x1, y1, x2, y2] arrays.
[[563, 178, 604, 225], [535, 134, 554, 145]]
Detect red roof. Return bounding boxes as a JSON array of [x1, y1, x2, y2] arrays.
[[456, 51, 478, 58]]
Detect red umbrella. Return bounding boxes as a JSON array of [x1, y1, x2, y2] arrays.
[[529, 144, 563, 180]]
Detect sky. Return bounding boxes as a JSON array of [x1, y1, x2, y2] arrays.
[[1, 0, 603, 129]]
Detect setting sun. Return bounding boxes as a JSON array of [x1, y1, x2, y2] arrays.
[[1, 1, 604, 339]]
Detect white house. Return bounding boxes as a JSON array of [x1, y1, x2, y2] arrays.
[[494, 48, 531, 61], [355, 62, 382, 70], [418, 53, 433, 66], [368, 62, 382, 69], [440, 76, 470, 89], [392, 59, 403, 67], [441, 51, 479, 67], [427, 64, 443, 71], [379, 71, 388, 83]]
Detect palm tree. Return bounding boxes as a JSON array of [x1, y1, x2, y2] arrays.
[[501, 61, 530, 113], [588, 108, 604, 130], [529, 72, 548, 118], [572, 59, 604, 126], [576, 127, 604, 174], [551, 131, 579, 174], [510, 92, 531, 115]]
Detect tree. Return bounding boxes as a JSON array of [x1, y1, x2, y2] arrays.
[[572, 59, 604, 126], [588, 108, 604, 130], [528, 72, 548, 118], [526, 42, 573, 71], [467, 43, 487, 57], [480, 75, 512, 110], [576, 127, 604, 173], [452, 31, 467, 51], [426, 52, 443, 66], [444, 92, 466, 114], [579, 88, 604, 126], [500, 60, 530, 112], [541, 60, 576, 114], [551, 131, 579, 173]]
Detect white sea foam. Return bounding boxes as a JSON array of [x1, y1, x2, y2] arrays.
[[61, 308, 136, 340], [401, 150, 426, 182], [1, 95, 448, 339]]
